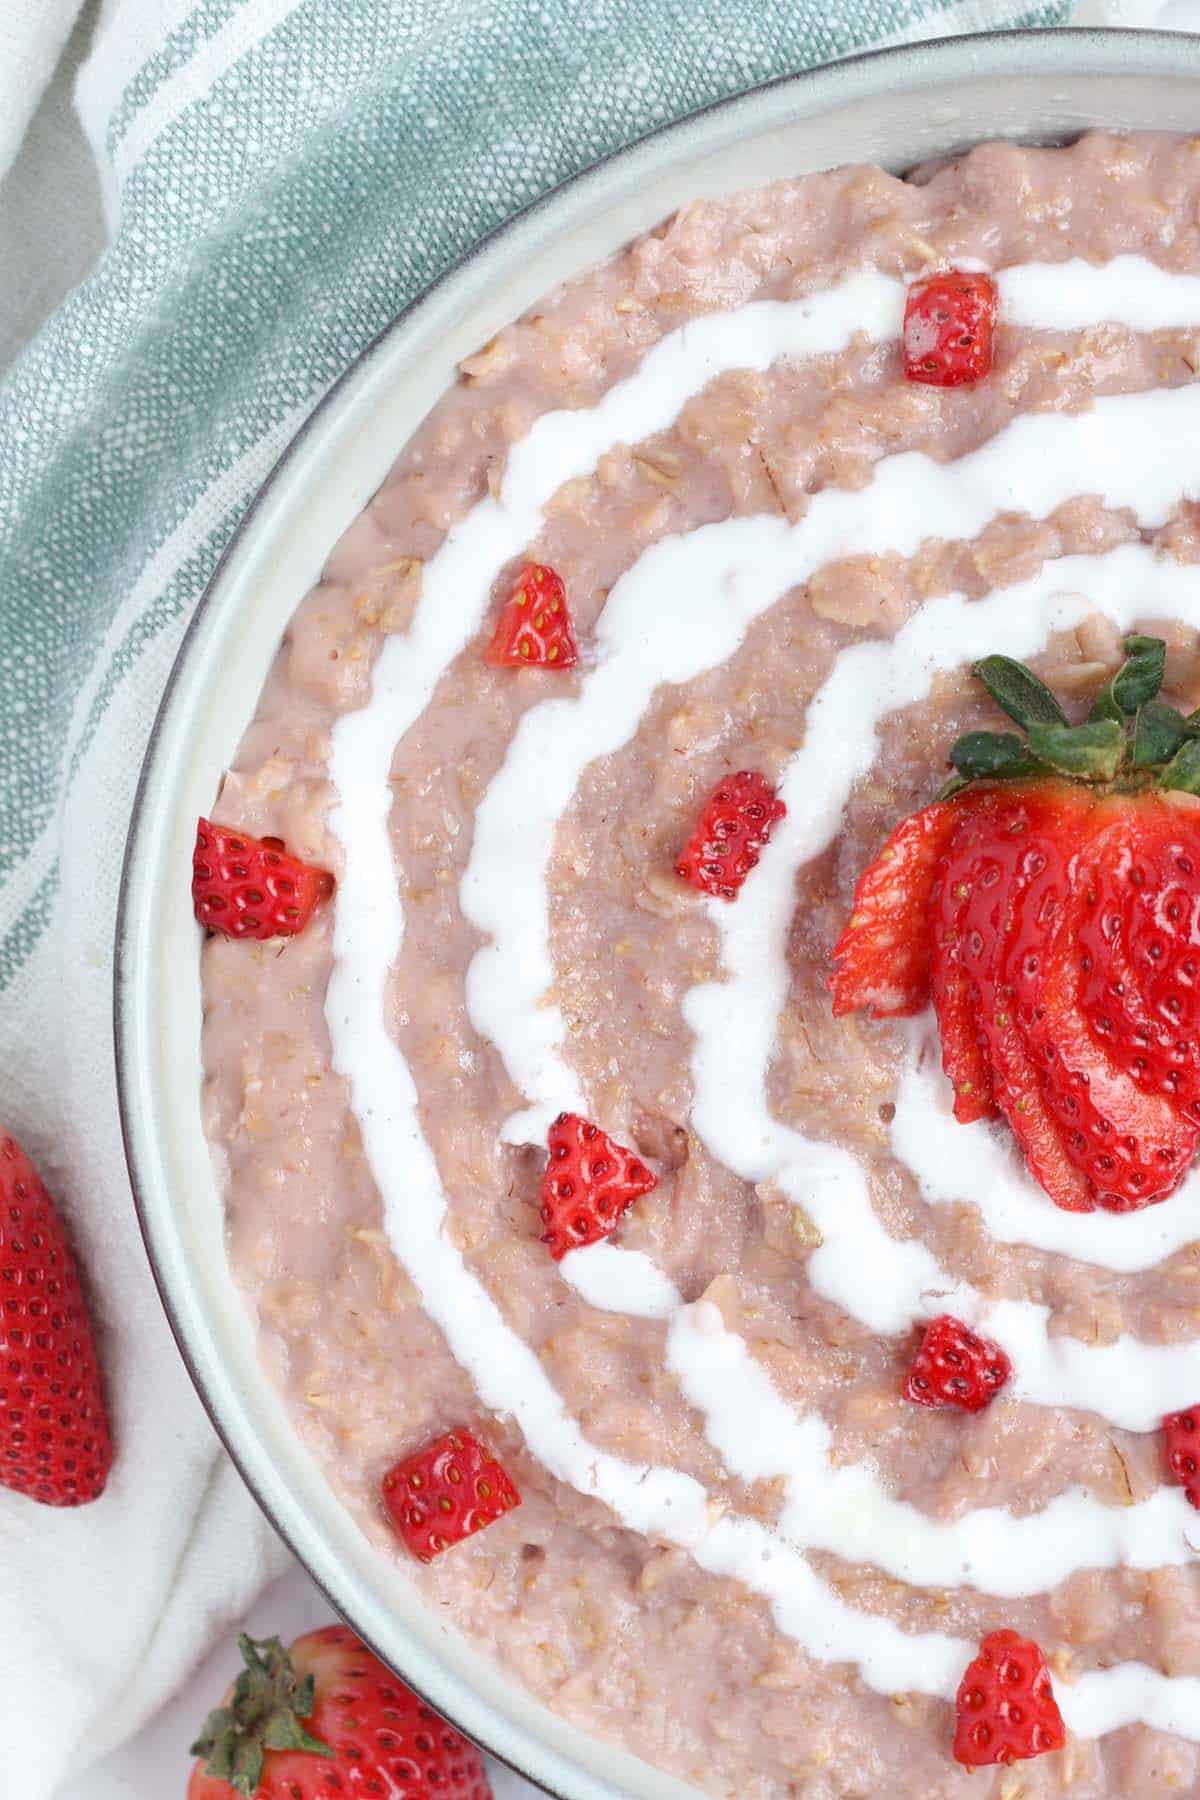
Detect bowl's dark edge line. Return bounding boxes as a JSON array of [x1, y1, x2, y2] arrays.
[[113, 23, 1200, 1798]]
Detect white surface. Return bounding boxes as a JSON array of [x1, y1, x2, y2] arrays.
[[10, 6, 1200, 1798]]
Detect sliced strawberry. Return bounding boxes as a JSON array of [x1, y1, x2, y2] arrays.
[[1164, 1408, 1200, 1511], [676, 770, 786, 901], [952, 785, 1093, 1212], [1076, 799, 1200, 1115], [830, 800, 965, 1019], [928, 793, 1008, 1123], [381, 1429, 520, 1563], [486, 562, 578, 668], [0, 1132, 112, 1507], [541, 1112, 657, 1258], [1022, 806, 1199, 1212], [903, 1314, 1011, 1412], [192, 818, 333, 941], [953, 1629, 1066, 1768], [904, 269, 997, 387], [189, 1625, 492, 1800]]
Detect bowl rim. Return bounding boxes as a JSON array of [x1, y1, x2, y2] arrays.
[[115, 23, 1200, 1800]]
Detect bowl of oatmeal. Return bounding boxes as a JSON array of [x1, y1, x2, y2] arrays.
[[117, 27, 1200, 1800]]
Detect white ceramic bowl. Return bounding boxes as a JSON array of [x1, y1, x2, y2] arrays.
[[116, 28, 1200, 1800]]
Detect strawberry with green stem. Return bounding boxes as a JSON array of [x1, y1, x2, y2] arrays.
[[188, 1626, 492, 1800], [831, 631, 1200, 1212]]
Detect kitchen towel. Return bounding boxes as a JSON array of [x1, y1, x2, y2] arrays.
[[0, 0, 1169, 1793]]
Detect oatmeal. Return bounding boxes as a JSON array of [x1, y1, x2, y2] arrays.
[[201, 134, 1200, 1796]]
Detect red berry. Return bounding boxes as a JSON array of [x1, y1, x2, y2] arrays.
[[188, 1624, 492, 1800], [903, 269, 997, 387], [953, 1629, 1065, 1768], [1163, 1408, 1200, 1510], [0, 1132, 112, 1506], [192, 818, 333, 941], [1076, 800, 1200, 1114], [486, 562, 578, 668], [541, 1112, 657, 1259], [933, 785, 1096, 1212], [1019, 807, 1199, 1212], [904, 1314, 1011, 1413], [926, 792, 1007, 1124], [676, 770, 785, 901], [830, 798, 966, 1019], [381, 1429, 520, 1562]]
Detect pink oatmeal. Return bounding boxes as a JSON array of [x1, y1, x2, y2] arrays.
[[201, 133, 1200, 1796]]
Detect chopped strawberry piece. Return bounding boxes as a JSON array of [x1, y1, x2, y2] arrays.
[[0, 1132, 112, 1506], [1022, 810, 1199, 1213], [1164, 1408, 1200, 1510], [192, 818, 333, 941], [381, 1429, 520, 1562], [676, 770, 786, 901], [541, 1112, 657, 1258], [903, 1314, 1011, 1412], [486, 562, 577, 668], [831, 799, 967, 1020], [903, 269, 997, 387], [953, 1630, 1066, 1768]]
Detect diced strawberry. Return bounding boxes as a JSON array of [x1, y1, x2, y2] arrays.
[[903, 1314, 1011, 1412], [1163, 1408, 1200, 1510], [541, 1112, 657, 1259], [903, 269, 997, 387], [676, 770, 786, 901], [830, 800, 965, 1019], [486, 563, 578, 668], [381, 1429, 520, 1562], [189, 1625, 492, 1800], [953, 1630, 1066, 1768], [192, 819, 333, 941]]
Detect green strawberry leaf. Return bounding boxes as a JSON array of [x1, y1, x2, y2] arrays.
[[1111, 634, 1167, 713], [192, 1634, 333, 1792], [1133, 700, 1192, 767], [1087, 683, 1125, 725], [1160, 736, 1200, 795], [1025, 718, 1125, 781], [948, 730, 1045, 783], [971, 655, 1069, 730]]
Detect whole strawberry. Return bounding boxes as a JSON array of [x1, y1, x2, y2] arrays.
[[0, 1132, 111, 1506], [831, 635, 1200, 1214], [189, 1626, 492, 1800]]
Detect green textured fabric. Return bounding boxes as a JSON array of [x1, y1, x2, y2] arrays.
[[0, 0, 1072, 998]]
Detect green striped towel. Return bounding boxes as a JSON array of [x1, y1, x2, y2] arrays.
[[0, 1, 1156, 1793]]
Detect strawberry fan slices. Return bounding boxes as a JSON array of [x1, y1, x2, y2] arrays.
[[832, 638, 1200, 1213]]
